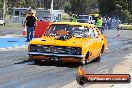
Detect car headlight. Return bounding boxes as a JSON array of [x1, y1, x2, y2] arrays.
[[28, 45, 39, 52], [66, 47, 81, 55]]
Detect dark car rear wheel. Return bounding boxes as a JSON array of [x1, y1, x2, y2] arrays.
[[34, 59, 41, 64]]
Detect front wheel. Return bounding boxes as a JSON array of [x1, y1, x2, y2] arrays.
[[79, 58, 87, 66], [81, 52, 89, 65], [82, 59, 87, 65], [93, 53, 101, 62]]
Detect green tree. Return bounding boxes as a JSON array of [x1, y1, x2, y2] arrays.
[[70, 0, 98, 15], [127, 0, 132, 13], [98, 0, 132, 23], [64, 1, 71, 15]]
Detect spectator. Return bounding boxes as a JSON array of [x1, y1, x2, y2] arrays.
[[116, 18, 121, 31], [107, 17, 112, 30], [25, 10, 37, 42], [102, 17, 107, 30], [95, 14, 103, 34], [111, 18, 115, 30], [71, 14, 77, 22], [112, 18, 116, 30], [93, 16, 98, 24]]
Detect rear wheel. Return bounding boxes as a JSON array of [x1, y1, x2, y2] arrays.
[[34, 59, 41, 64]]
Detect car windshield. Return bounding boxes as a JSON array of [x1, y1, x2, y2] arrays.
[[43, 17, 52, 21], [45, 24, 89, 38], [78, 15, 89, 19], [77, 19, 88, 23], [0, 16, 3, 20]]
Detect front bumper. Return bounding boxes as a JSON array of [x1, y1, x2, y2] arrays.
[[28, 52, 85, 59]]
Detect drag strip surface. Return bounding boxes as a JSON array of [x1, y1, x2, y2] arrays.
[[0, 30, 132, 88]]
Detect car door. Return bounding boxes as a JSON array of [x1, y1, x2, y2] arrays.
[[93, 28, 102, 57], [88, 28, 98, 60], [96, 27, 107, 52]]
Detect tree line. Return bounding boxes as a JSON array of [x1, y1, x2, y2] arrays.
[[0, 0, 131, 23], [99, 0, 132, 23]]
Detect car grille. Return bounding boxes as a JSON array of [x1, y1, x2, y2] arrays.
[[29, 45, 81, 55]]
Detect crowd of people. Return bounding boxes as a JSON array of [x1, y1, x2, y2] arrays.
[[102, 17, 121, 30], [71, 14, 121, 34], [95, 15, 121, 34]]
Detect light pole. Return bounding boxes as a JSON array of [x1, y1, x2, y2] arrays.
[[51, 0, 53, 16], [0, 1, 2, 19], [3, 0, 5, 21]]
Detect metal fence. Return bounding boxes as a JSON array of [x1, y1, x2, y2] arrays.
[[11, 16, 25, 25]]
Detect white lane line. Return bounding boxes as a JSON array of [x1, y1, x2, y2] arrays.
[[124, 53, 132, 58], [0, 35, 23, 38], [95, 69, 109, 74], [0, 45, 27, 51], [21, 45, 26, 47], [95, 65, 108, 71], [14, 46, 19, 48], [0, 48, 6, 50], [6, 47, 13, 49]]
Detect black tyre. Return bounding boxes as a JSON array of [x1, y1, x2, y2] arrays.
[[93, 53, 101, 62], [101, 45, 105, 54], [82, 52, 89, 65], [34, 59, 41, 64], [93, 45, 104, 62], [79, 58, 87, 66], [81, 58, 87, 65]]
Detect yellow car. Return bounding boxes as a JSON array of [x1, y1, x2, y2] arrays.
[[28, 22, 107, 65]]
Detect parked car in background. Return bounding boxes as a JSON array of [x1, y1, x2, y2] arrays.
[[0, 19, 5, 25], [42, 16, 59, 22], [28, 22, 107, 65], [76, 15, 95, 24]]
